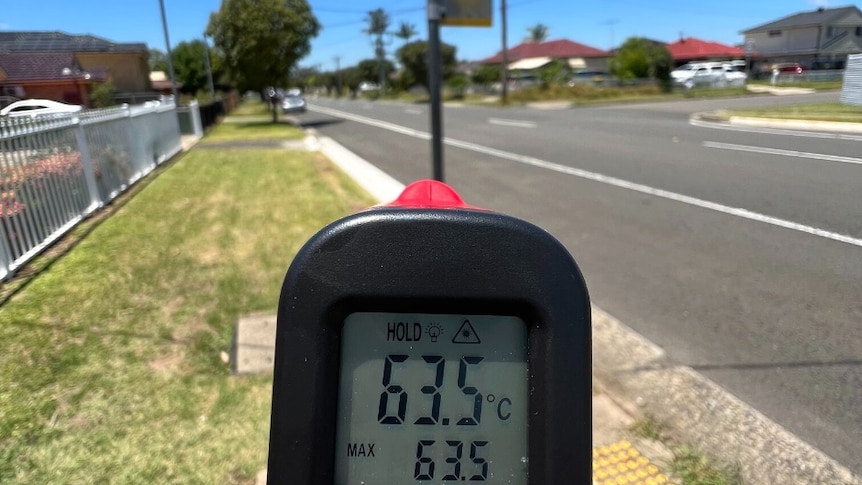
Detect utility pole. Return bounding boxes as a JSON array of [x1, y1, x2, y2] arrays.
[[158, 0, 179, 102], [202, 33, 215, 98], [376, 38, 386, 96], [428, 0, 444, 181], [500, 0, 509, 105], [335, 56, 342, 97], [604, 19, 619, 50]]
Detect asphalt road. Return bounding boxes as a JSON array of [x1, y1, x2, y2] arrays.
[[298, 91, 861, 473]]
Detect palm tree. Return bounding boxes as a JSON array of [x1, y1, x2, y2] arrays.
[[525, 24, 549, 43], [363, 8, 391, 93], [363, 8, 390, 38], [395, 21, 417, 47]]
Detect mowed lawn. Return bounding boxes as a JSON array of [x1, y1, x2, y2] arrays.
[[0, 146, 374, 484], [725, 102, 862, 122]]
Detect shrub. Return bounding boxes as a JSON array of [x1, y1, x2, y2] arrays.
[[1, 152, 85, 253]]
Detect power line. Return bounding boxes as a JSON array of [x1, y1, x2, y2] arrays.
[[319, 6, 425, 30], [314, 5, 424, 15]]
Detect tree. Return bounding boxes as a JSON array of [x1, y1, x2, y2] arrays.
[[395, 21, 417, 47], [341, 67, 363, 98], [363, 8, 391, 94], [472, 64, 500, 86], [207, 0, 320, 121], [89, 82, 116, 108], [610, 37, 673, 89], [170, 40, 220, 95], [357, 59, 395, 83], [396, 40, 457, 92], [446, 74, 469, 99], [148, 48, 169, 72], [525, 24, 549, 43], [538, 59, 568, 88]]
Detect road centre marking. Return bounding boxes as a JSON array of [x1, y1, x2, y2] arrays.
[[703, 141, 862, 166], [308, 104, 862, 249], [488, 118, 537, 128], [404, 108, 423, 114]]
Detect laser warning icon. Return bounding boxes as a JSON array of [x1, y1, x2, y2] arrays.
[[452, 319, 481, 344]]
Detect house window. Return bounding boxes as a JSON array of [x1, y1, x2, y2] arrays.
[[856, 26, 862, 37], [826, 26, 835, 38], [768, 30, 782, 37]]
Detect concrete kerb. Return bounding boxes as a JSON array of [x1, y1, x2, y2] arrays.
[[691, 111, 862, 134], [593, 309, 861, 485], [239, 128, 861, 484]]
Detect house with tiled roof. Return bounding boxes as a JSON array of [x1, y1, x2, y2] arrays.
[[665, 37, 745, 65], [0, 31, 149, 106], [480, 39, 612, 72], [0, 52, 107, 105], [741, 6, 862, 70]]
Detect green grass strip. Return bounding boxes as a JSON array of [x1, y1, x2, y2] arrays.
[[0, 148, 373, 484]]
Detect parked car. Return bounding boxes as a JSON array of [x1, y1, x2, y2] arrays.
[[358, 81, 379, 93], [281, 94, 306, 114], [773, 63, 804, 75], [0, 99, 83, 118], [721, 64, 748, 86], [671, 61, 746, 88]]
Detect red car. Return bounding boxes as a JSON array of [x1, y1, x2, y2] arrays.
[[774, 63, 804, 74]]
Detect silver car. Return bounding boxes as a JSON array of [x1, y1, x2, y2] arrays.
[[281, 94, 306, 114]]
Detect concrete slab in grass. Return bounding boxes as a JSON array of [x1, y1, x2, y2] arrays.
[[232, 313, 277, 375]]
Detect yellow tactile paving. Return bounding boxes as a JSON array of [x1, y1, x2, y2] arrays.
[[593, 440, 676, 485]]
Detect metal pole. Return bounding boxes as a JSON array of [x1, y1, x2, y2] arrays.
[[203, 34, 215, 98], [158, 0, 180, 102], [428, 0, 444, 181], [501, 0, 509, 105], [335, 56, 342, 97], [377, 38, 387, 97]]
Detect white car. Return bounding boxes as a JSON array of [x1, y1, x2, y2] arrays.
[[281, 94, 307, 114], [0, 99, 83, 119], [672, 61, 747, 88], [721, 65, 748, 86], [358, 81, 380, 93]]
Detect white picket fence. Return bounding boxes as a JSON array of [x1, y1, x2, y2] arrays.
[[0, 100, 182, 280]]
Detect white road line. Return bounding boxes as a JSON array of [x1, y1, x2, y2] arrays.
[[404, 108, 423, 115], [690, 118, 862, 141], [703, 141, 862, 166], [309, 104, 862, 248], [488, 117, 537, 128]]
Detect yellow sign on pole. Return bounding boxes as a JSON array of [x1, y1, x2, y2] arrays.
[[441, 0, 492, 27]]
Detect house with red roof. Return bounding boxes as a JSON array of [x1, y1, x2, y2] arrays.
[[480, 39, 612, 73], [0, 52, 107, 106], [0, 31, 149, 107], [665, 37, 746, 66]]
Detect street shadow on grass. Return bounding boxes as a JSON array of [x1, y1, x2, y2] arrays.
[[296, 118, 344, 129], [220, 120, 291, 129]]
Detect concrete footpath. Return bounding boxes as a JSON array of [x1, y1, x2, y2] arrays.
[[232, 129, 860, 485]]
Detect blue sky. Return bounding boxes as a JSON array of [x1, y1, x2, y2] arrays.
[[1, 0, 850, 70]]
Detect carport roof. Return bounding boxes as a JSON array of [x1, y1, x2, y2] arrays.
[[508, 57, 552, 70]]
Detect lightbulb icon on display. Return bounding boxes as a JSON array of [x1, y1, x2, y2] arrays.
[[426, 323, 443, 342]]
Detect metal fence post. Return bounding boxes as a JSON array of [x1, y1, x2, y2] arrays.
[[190, 100, 203, 137], [0, 220, 11, 280], [73, 118, 103, 213]]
